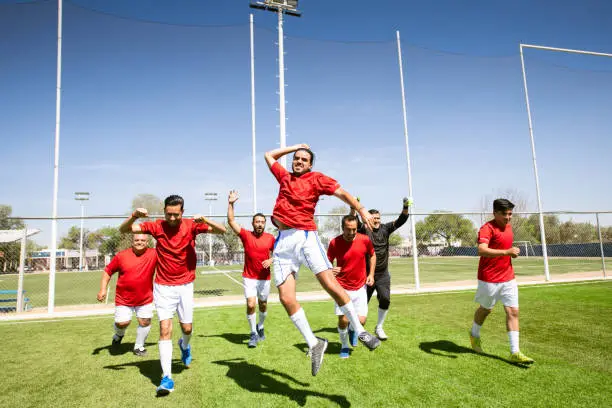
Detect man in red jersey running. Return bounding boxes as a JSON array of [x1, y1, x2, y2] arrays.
[[327, 215, 376, 359], [265, 143, 381, 377], [97, 233, 157, 356], [227, 189, 275, 348], [119, 195, 227, 395], [469, 198, 535, 365]]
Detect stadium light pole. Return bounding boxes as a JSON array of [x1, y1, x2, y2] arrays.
[[396, 31, 420, 290], [49, 0, 64, 314], [249, 1, 301, 169], [519, 43, 612, 282], [204, 192, 218, 266], [75, 192, 90, 272]]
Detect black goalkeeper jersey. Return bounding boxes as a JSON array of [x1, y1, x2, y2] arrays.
[[358, 212, 408, 273]]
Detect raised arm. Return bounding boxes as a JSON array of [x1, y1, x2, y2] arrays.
[[334, 188, 375, 230], [392, 197, 411, 229], [264, 143, 310, 169], [226, 190, 241, 235], [119, 208, 148, 234], [193, 214, 227, 234]]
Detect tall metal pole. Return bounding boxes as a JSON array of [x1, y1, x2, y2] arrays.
[[208, 202, 213, 266], [277, 8, 287, 168], [79, 202, 85, 271], [519, 44, 550, 281], [596, 213, 607, 279], [49, 0, 64, 313], [17, 227, 27, 313], [250, 13, 258, 213], [396, 31, 420, 290]]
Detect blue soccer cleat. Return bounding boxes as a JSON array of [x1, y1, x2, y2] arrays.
[[348, 328, 358, 347], [178, 338, 192, 367], [339, 347, 350, 359], [156, 376, 174, 396]]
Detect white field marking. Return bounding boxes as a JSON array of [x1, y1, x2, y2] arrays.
[[212, 266, 245, 288], [200, 269, 243, 275], [1, 276, 607, 323]]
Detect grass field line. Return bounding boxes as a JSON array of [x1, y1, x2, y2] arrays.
[[211, 266, 245, 288]]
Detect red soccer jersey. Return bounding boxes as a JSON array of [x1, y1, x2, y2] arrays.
[[327, 233, 374, 291], [105, 247, 157, 307], [239, 228, 275, 280], [477, 220, 514, 283], [140, 218, 210, 286], [270, 162, 340, 231]]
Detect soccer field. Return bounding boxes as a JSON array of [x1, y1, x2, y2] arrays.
[[0, 281, 610, 407], [0, 257, 608, 311]]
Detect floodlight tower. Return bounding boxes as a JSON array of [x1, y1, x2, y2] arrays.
[[204, 192, 219, 266], [74, 191, 90, 271], [249, 1, 301, 169]]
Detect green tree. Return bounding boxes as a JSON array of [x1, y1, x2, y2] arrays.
[[415, 212, 477, 247], [0, 205, 24, 230], [131, 194, 164, 216], [92, 226, 132, 256], [0, 205, 26, 271], [319, 206, 349, 246], [559, 221, 598, 243], [388, 232, 403, 249], [59, 226, 98, 250]]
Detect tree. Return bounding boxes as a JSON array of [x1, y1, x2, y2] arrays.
[[214, 223, 243, 262], [131, 194, 163, 216], [92, 226, 132, 256], [559, 221, 598, 243], [388, 232, 403, 249], [415, 212, 477, 247], [0, 205, 24, 230], [601, 226, 612, 243], [0, 205, 26, 271], [319, 205, 349, 246], [59, 226, 96, 250]]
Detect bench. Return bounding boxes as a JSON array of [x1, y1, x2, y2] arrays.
[[0, 290, 31, 313]]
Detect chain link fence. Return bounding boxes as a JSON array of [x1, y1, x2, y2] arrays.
[[1, 211, 609, 315]]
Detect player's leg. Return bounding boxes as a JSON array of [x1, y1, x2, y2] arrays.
[[177, 283, 194, 367], [470, 280, 495, 353], [336, 312, 350, 359], [256, 279, 270, 340], [502, 280, 534, 363], [374, 272, 391, 340], [243, 277, 259, 347], [133, 303, 154, 356], [112, 306, 131, 346], [154, 283, 178, 395]]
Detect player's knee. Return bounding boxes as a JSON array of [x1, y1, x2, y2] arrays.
[[115, 321, 130, 329], [359, 316, 367, 325], [379, 297, 390, 310], [258, 300, 268, 311], [139, 318, 151, 327]]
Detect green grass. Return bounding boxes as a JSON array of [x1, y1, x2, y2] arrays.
[[0, 257, 608, 309], [0, 281, 610, 407]]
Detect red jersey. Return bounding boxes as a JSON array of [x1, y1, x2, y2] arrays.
[[270, 162, 340, 231], [327, 233, 374, 291], [239, 228, 275, 280], [477, 220, 514, 283], [140, 218, 210, 286], [105, 247, 157, 307]]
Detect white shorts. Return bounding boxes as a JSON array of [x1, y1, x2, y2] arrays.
[[154, 282, 194, 323], [334, 286, 368, 317], [474, 279, 519, 309], [114, 303, 154, 323], [243, 277, 271, 301], [273, 229, 332, 287]]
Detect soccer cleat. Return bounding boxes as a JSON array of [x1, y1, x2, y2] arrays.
[[178, 338, 192, 367], [358, 331, 381, 350], [348, 328, 358, 347], [248, 332, 259, 348], [257, 326, 266, 341], [509, 351, 535, 364], [111, 334, 123, 347], [339, 347, 350, 359], [375, 326, 388, 341], [309, 337, 328, 376], [469, 333, 483, 354], [156, 376, 175, 396], [133, 347, 147, 357]]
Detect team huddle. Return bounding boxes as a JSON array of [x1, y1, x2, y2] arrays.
[[97, 143, 534, 396]]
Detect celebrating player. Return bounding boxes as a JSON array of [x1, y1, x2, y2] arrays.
[[97, 234, 157, 356], [327, 215, 376, 359], [265, 143, 381, 377], [119, 195, 227, 395], [350, 197, 409, 340], [469, 198, 535, 364], [227, 190, 275, 348]]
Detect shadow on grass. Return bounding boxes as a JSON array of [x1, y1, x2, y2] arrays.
[[199, 332, 249, 346], [314, 327, 341, 335], [419, 340, 531, 369], [294, 340, 344, 355], [103, 359, 188, 386], [92, 341, 156, 356], [213, 358, 351, 407], [194, 288, 229, 296]]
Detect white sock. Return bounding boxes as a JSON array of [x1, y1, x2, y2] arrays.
[[158, 340, 173, 378], [471, 322, 482, 338], [134, 324, 151, 349], [258, 311, 267, 330], [377, 308, 389, 328], [181, 333, 192, 349], [289, 308, 318, 349], [338, 327, 350, 349], [114, 324, 126, 338], [247, 313, 257, 333], [339, 302, 365, 334], [508, 331, 519, 354]]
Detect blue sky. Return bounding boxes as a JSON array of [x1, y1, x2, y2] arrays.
[[1, 0, 611, 246]]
